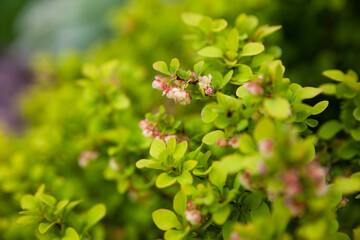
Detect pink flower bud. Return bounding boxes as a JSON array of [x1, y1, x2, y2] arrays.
[[257, 74, 264, 82], [184, 210, 201, 225], [191, 71, 196, 78], [139, 120, 149, 129], [283, 170, 303, 196], [109, 157, 120, 171], [198, 74, 212, 89], [217, 138, 228, 147], [152, 79, 164, 91], [239, 171, 252, 189], [228, 136, 240, 148], [78, 150, 98, 168], [284, 198, 306, 216], [187, 200, 195, 210], [155, 75, 163, 80], [229, 232, 241, 240], [244, 81, 264, 95], [257, 161, 268, 176], [306, 162, 326, 183], [142, 129, 153, 138], [173, 88, 191, 105], [337, 197, 349, 209], [258, 138, 274, 156], [204, 87, 213, 95]]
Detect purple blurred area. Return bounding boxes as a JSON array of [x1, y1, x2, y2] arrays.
[[0, 51, 32, 130]]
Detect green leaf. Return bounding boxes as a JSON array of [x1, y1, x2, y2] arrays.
[[183, 160, 198, 172], [212, 19, 228, 32], [39, 222, 55, 234], [239, 134, 257, 154], [54, 200, 69, 214], [164, 229, 187, 240], [156, 173, 177, 188], [209, 162, 227, 191], [20, 194, 37, 210], [181, 12, 203, 27], [296, 87, 322, 100], [264, 97, 290, 119], [170, 58, 180, 75], [251, 202, 270, 221], [173, 191, 187, 216], [311, 101, 329, 115], [226, 28, 239, 52], [177, 171, 193, 185], [202, 130, 225, 145], [86, 203, 106, 229], [353, 108, 360, 121], [323, 70, 345, 82], [220, 70, 233, 89], [334, 177, 360, 195], [255, 25, 282, 39], [212, 206, 231, 225], [38, 193, 56, 207], [136, 159, 158, 169], [253, 118, 275, 141], [244, 192, 262, 210], [318, 120, 342, 140], [201, 104, 219, 123], [62, 227, 80, 240], [150, 139, 166, 159], [17, 215, 43, 225], [198, 46, 223, 58], [241, 42, 264, 56], [153, 61, 170, 75], [173, 141, 188, 160], [232, 64, 252, 84], [152, 209, 181, 231], [319, 83, 337, 95], [194, 61, 204, 75], [350, 127, 360, 141], [167, 137, 177, 153]]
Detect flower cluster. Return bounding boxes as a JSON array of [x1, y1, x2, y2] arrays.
[[216, 136, 240, 148], [198, 74, 213, 95], [139, 119, 179, 143], [152, 75, 191, 105], [281, 162, 328, 215], [184, 200, 202, 225]]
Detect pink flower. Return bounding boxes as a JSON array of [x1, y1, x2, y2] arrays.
[[109, 157, 120, 171], [184, 210, 201, 225], [173, 88, 191, 105], [258, 138, 274, 157], [217, 138, 228, 147], [164, 135, 178, 143], [228, 136, 240, 148], [78, 150, 98, 168], [187, 200, 195, 210], [244, 81, 264, 95], [284, 198, 306, 216], [198, 74, 212, 89], [139, 120, 149, 130], [283, 170, 303, 196], [142, 129, 153, 138], [204, 87, 213, 96], [229, 232, 241, 240], [239, 171, 252, 189]]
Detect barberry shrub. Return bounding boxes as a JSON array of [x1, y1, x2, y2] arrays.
[[139, 13, 360, 240], [1, 7, 359, 240]]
